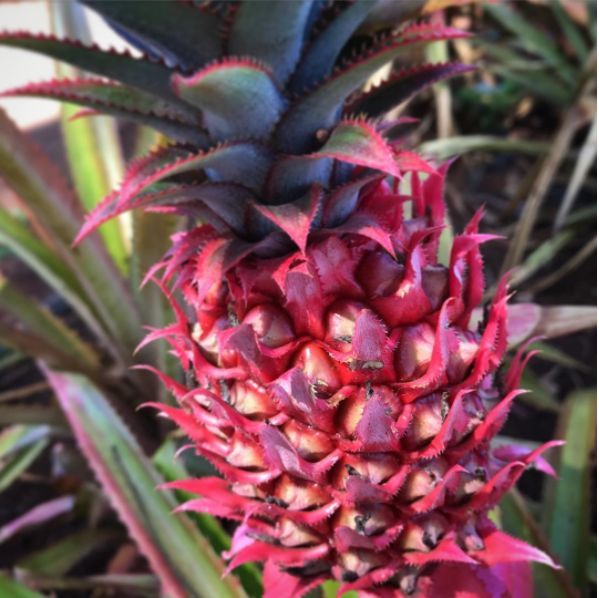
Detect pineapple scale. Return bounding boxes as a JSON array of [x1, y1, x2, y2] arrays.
[[153, 168, 557, 597]]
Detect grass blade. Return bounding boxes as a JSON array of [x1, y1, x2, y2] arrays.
[[153, 437, 263, 597], [0, 108, 143, 365], [554, 115, 597, 231], [18, 529, 119, 576], [0, 274, 100, 374], [0, 437, 48, 493], [0, 573, 44, 598], [485, 3, 578, 84], [543, 389, 596, 590], [45, 370, 246, 598], [500, 490, 576, 598], [419, 135, 552, 159], [49, 1, 128, 274]]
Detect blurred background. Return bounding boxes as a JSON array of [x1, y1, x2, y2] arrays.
[[0, 1, 595, 597]]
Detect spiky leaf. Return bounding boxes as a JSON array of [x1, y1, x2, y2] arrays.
[[44, 370, 246, 598], [172, 59, 285, 141], [346, 62, 474, 117], [228, 0, 313, 84], [289, 0, 376, 92], [0, 32, 193, 111], [82, 0, 222, 70], [275, 25, 469, 152]]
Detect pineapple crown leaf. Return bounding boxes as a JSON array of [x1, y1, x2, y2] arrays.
[[323, 172, 382, 227], [227, 0, 314, 85], [273, 25, 469, 154], [172, 57, 285, 141], [310, 117, 403, 178], [0, 76, 198, 124], [0, 78, 209, 146], [75, 142, 270, 243], [287, 0, 377, 94], [0, 31, 192, 110], [255, 184, 323, 253], [265, 155, 333, 202], [345, 61, 476, 118], [81, 0, 223, 71]]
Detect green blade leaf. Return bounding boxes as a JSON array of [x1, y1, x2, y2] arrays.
[[549, 0, 589, 65], [18, 529, 119, 576], [50, 0, 128, 273], [289, 0, 376, 93], [0, 31, 189, 110], [0, 275, 100, 374], [82, 0, 222, 71], [485, 3, 578, 85], [419, 135, 553, 159], [172, 59, 284, 141], [44, 370, 246, 598], [275, 25, 469, 153], [0, 573, 44, 598], [0, 437, 48, 493], [153, 438, 263, 598], [228, 0, 313, 84], [543, 388, 596, 589], [499, 490, 576, 598], [2, 78, 208, 146], [0, 425, 50, 460], [0, 209, 108, 347], [346, 62, 474, 118], [0, 108, 143, 364]]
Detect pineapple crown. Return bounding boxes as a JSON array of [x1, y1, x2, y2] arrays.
[[0, 0, 472, 250]]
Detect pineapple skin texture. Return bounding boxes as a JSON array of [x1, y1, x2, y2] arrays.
[[155, 171, 554, 597]]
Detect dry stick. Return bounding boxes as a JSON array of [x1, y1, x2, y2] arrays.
[[0, 381, 49, 403], [501, 67, 595, 273], [530, 236, 597, 294], [553, 114, 597, 232]]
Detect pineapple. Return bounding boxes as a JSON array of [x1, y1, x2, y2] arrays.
[[1, 1, 560, 595]]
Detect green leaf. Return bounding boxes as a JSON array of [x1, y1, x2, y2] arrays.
[[18, 529, 119, 576], [485, 3, 578, 85], [518, 369, 561, 413], [12, 572, 157, 596], [543, 389, 596, 589], [0, 437, 48, 493], [3, 79, 208, 146], [289, 0, 376, 93], [228, 0, 313, 84], [347, 62, 473, 118], [172, 61, 284, 141], [509, 231, 575, 287], [0, 425, 50, 461], [527, 341, 589, 372], [275, 26, 468, 153], [499, 490, 575, 598], [0, 573, 43, 598], [0, 275, 100, 373], [82, 0, 222, 71], [549, 0, 589, 65], [419, 135, 553, 159], [153, 438, 263, 598], [321, 580, 358, 598], [0, 210, 107, 348], [0, 32, 187, 109], [50, 1, 128, 274], [0, 109, 143, 365], [45, 370, 246, 598], [587, 536, 597, 583]]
